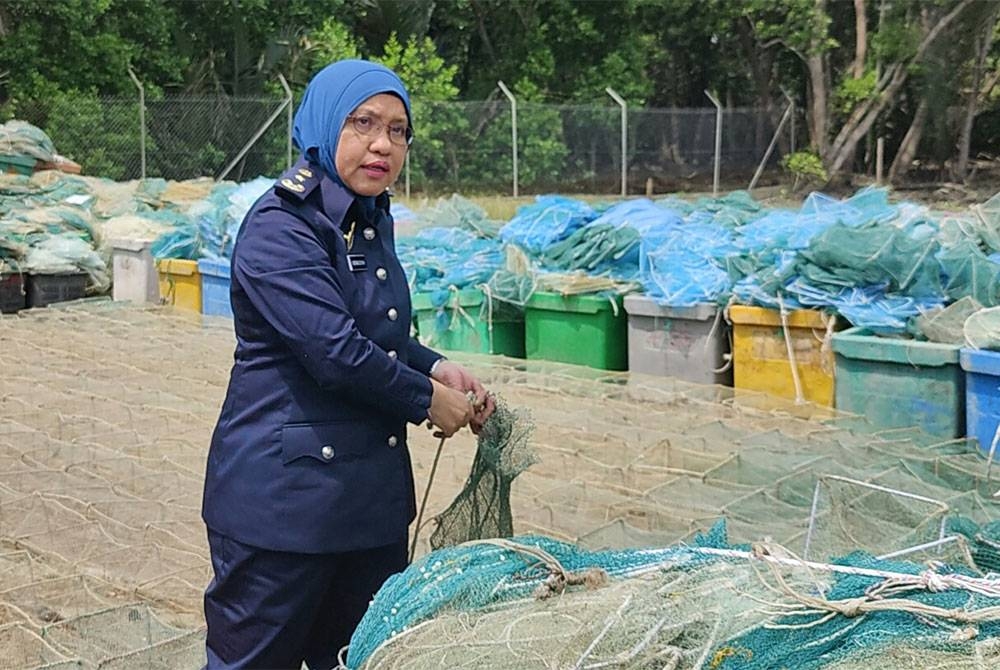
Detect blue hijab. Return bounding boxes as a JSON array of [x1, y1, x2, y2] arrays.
[[292, 59, 412, 203]]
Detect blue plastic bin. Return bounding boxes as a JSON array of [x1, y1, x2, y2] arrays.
[[960, 348, 1000, 459], [197, 258, 233, 318]]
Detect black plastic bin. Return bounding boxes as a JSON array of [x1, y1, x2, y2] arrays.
[[25, 273, 88, 308], [0, 272, 25, 313]]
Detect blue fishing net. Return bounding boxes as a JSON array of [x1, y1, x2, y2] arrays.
[[498, 195, 597, 254], [150, 177, 271, 260]]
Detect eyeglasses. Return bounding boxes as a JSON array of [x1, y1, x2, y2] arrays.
[[346, 114, 413, 147]]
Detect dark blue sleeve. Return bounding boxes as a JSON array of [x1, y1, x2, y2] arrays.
[[233, 205, 432, 425], [406, 338, 443, 376]]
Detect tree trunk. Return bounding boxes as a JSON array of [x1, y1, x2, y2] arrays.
[[853, 0, 867, 78], [823, 0, 974, 178], [954, 7, 998, 181], [807, 53, 828, 155], [736, 18, 778, 153], [803, 0, 830, 155], [888, 98, 928, 183], [826, 65, 908, 176]]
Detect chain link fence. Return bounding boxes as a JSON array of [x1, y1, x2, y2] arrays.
[[21, 93, 794, 194], [17, 95, 290, 183]]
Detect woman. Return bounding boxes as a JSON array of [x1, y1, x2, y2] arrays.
[[202, 59, 494, 669]]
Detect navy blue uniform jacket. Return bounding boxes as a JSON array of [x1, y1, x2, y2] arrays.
[[202, 161, 440, 554]]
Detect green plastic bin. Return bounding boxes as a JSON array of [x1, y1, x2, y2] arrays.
[[833, 327, 964, 440], [524, 291, 627, 370], [412, 288, 524, 357]]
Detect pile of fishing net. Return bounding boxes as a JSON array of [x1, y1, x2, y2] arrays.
[[149, 177, 271, 260], [345, 522, 1000, 669], [396, 196, 505, 298], [0, 169, 247, 290], [0, 120, 59, 163], [0, 172, 110, 287]]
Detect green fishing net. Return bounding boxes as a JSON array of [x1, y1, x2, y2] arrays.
[[429, 397, 537, 551]]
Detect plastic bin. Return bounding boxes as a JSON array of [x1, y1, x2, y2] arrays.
[[412, 288, 524, 357], [0, 272, 25, 313], [25, 273, 88, 308], [0, 155, 36, 175], [111, 239, 159, 304], [624, 295, 731, 384], [157, 259, 201, 313], [524, 291, 627, 370], [960, 348, 1000, 458], [833, 328, 964, 440], [198, 258, 233, 318], [730, 305, 839, 406]]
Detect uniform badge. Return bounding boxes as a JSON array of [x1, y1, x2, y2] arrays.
[[346, 254, 368, 272], [281, 178, 305, 193], [298, 167, 313, 178]]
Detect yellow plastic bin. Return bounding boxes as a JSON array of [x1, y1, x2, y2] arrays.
[[730, 305, 840, 406], [157, 259, 202, 313]]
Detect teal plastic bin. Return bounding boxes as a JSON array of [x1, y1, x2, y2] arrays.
[[411, 288, 524, 357], [524, 291, 627, 370], [833, 327, 964, 440]]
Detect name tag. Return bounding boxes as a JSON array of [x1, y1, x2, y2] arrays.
[[346, 254, 368, 272]]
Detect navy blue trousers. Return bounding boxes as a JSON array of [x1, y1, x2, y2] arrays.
[[204, 530, 407, 670]]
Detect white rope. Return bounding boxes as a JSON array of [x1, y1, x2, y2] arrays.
[[447, 284, 477, 331], [479, 282, 496, 354], [777, 295, 806, 404], [685, 544, 1000, 599]]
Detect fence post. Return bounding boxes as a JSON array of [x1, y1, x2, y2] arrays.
[[497, 81, 518, 198], [605, 87, 627, 197], [748, 99, 794, 193], [127, 68, 146, 179], [278, 73, 293, 169], [704, 90, 722, 197], [217, 80, 293, 181]]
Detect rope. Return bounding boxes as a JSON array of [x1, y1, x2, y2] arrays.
[[777, 295, 806, 404], [467, 537, 609, 599], [480, 282, 495, 354], [818, 312, 837, 376], [446, 284, 477, 333], [755, 553, 1000, 627], [409, 435, 447, 563]]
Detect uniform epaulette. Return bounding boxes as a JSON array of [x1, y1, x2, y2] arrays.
[[274, 164, 321, 201]]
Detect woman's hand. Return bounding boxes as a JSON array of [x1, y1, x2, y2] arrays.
[[431, 360, 496, 433], [427, 379, 475, 438]]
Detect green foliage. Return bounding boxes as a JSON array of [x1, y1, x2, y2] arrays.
[[377, 33, 459, 102], [306, 18, 362, 73], [834, 70, 878, 115], [743, 0, 836, 56], [870, 14, 921, 64], [781, 150, 828, 185], [375, 33, 468, 192], [0, 0, 185, 102]]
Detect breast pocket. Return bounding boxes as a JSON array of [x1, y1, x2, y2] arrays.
[[280, 421, 369, 466]]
